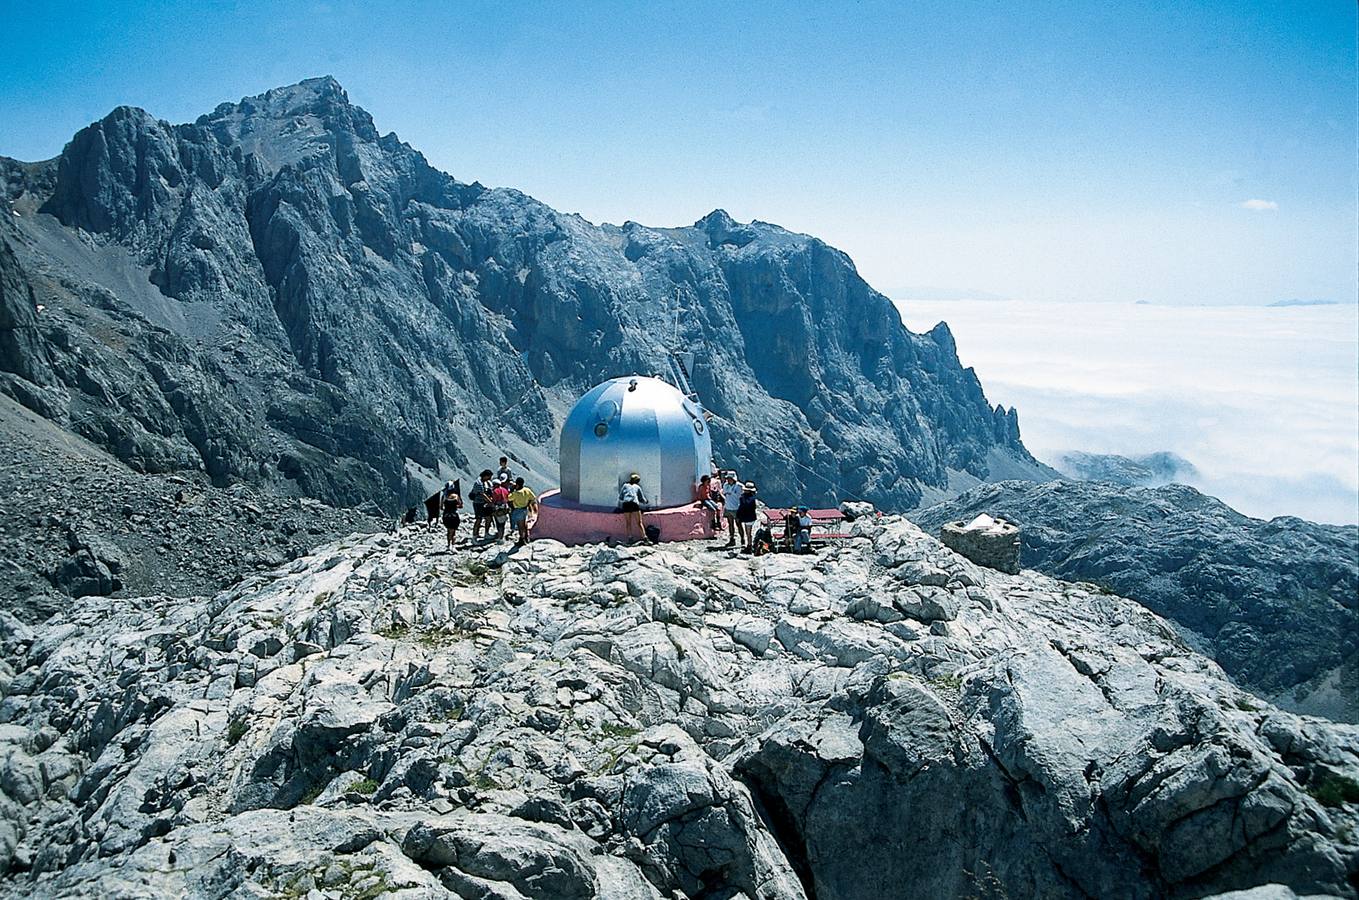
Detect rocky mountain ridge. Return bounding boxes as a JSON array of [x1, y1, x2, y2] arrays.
[[0, 393, 383, 624], [913, 480, 1359, 724], [0, 514, 1355, 898], [0, 76, 1050, 517]]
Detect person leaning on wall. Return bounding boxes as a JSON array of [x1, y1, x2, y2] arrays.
[[618, 472, 647, 542]]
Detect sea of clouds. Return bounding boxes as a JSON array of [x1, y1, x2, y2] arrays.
[[898, 299, 1359, 525]]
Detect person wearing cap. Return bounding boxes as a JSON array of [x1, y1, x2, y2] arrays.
[[794, 506, 813, 553], [618, 472, 648, 542], [720, 472, 743, 548], [737, 482, 758, 552], [490, 474, 512, 540]]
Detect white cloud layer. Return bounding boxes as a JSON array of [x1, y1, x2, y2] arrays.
[[899, 299, 1359, 525], [1240, 198, 1280, 211]]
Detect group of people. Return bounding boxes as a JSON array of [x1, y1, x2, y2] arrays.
[[694, 471, 759, 550], [433, 456, 539, 550], [615, 470, 811, 555], [706, 472, 814, 554], [426, 456, 812, 555]]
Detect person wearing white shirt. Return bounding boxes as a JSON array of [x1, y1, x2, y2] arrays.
[[794, 507, 813, 553], [720, 473, 743, 548]]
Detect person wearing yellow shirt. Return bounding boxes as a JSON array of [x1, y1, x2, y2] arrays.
[[507, 477, 538, 546]]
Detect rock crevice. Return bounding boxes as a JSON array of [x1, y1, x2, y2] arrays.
[[0, 516, 1353, 898]]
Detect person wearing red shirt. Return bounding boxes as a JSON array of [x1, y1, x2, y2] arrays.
[[490, 476, 512, 540]]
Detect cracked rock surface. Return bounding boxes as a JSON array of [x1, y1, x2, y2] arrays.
[[0, 515, 1355, 898], [914, 480, 1359, 724]]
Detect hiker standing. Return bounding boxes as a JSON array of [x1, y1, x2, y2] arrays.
[[794, 506, 813, 553], [737, 482, 759, 552], [496, 456, 513, 483], [508, 477, 538, 547], [490, 476, 512, 540], [470, 470, 494, 541], [619, 473, 647, 542], [440, 480, 463, 550], [707, 476, 725, 532], [720, 472, 743, 548], [783, 507, 802, 552]]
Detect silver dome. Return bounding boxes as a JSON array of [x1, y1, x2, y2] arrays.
[[560, 376, 712, 510]]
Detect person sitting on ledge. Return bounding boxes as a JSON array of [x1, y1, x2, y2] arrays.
[[697, 473, 721, 532], [619, 473, 647, 543]]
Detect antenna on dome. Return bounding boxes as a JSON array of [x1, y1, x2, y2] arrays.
[[662, 286, 699, 400]]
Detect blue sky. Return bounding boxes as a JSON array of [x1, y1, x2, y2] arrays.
[[1, 0, 1354, 305]]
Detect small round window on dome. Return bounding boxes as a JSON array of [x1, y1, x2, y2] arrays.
[[594, 422, 609, 438], [693, 419, 704, 434]]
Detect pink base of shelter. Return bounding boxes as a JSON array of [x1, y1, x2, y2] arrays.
[[531, 489, 714, 546]]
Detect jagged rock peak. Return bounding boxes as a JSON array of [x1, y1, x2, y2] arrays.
[[927, 320, 957, 353], [3, 76, 1052, 515], [697, 208, 737, 230], [198, 74, 380, 151], [202, 75, 353, 120]]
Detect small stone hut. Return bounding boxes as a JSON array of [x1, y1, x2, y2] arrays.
[[940, 514, 1020, 574]]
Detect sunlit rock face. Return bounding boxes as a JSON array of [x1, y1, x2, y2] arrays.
[[913, 479, 1359, 723], [1, 515, 1355, 898], [560, 376, 712, 510], [0, 76, 1052, 515]]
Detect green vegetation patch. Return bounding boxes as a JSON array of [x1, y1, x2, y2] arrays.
[[929, 671, 964, 693], [226, 717, 249, 745], [1309, 773, 1359, 808], [599, 722, 641, 739]]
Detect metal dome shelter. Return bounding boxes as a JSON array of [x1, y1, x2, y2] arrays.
[[559, 375, 712, 510]]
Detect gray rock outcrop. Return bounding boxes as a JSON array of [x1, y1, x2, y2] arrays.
[[0, 393, 382, 623], [914, 479, 1359, 723], [1056, 450, 1200, 487], [0, 76, 1052, 518], [0, 516, 1355, 898]]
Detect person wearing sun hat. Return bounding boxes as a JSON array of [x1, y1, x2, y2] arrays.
[[737, 481, 758, 552]]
